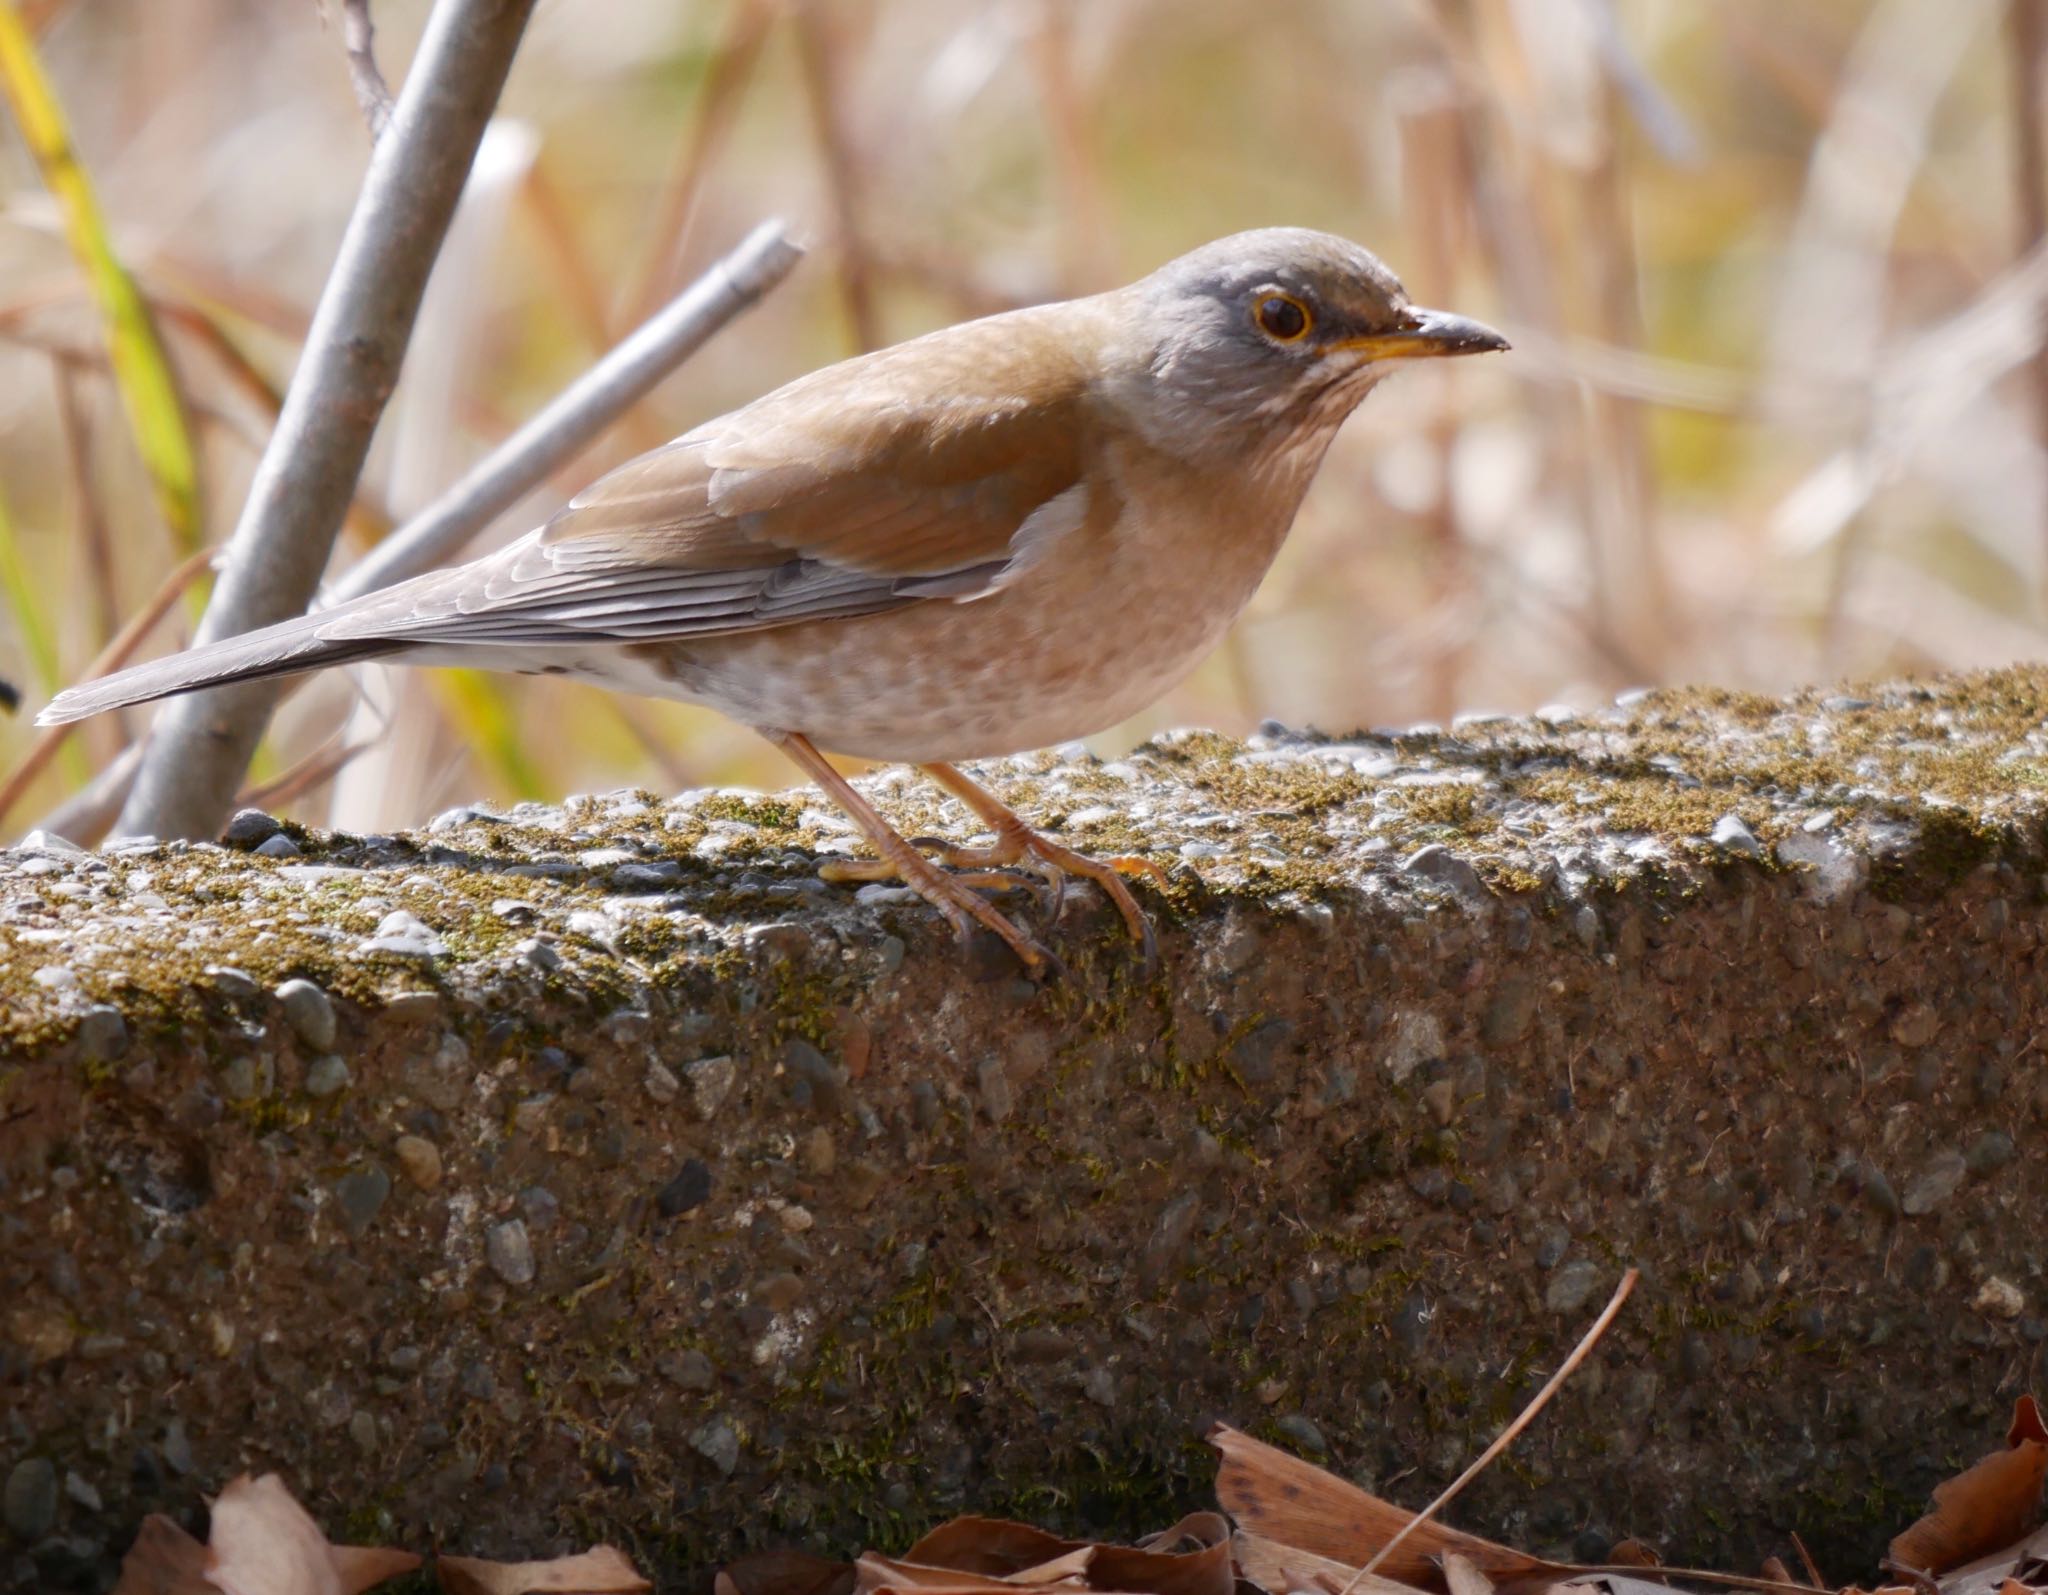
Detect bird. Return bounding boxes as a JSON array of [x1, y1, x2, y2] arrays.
[[39, 227, 1507, 974]]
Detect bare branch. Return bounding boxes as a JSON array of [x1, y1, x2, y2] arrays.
[[339, 0, 395, 141], [115, 0, 537, 843]]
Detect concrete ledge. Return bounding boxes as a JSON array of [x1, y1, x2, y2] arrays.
[[4, 667, 2048, 1590]]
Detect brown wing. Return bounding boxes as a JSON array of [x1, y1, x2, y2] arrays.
[[323, 306, 1096, 647]]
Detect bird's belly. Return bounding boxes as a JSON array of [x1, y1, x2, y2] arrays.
[[623, 538, 1265, 763]]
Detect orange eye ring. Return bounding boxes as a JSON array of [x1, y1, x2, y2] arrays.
[[1253, 292, 1311, 342]]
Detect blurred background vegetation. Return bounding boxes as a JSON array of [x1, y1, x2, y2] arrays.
[[0, 0, 2043, 838]]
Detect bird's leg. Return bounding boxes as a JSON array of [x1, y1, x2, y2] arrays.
[[763, 730, 1052, 975], [917, 761, 1166, 966]]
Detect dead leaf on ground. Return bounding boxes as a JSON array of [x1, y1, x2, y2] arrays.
[[1209, 1425, 1565, 1591], [719, 1546, 857, 1595], [869, 1514, 1231, 1595], [1227, 1529, 1419, 1595], [1892, 1397, 2048, 1576], [204, 1474, 419, 1595], [1441, 1551, 1496, 1595], [110, 1514, 211, 1595], [437, 1544, 653, 1594]]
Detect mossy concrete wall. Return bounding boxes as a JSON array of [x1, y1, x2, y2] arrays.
[[5, 668, 2048, 1592]]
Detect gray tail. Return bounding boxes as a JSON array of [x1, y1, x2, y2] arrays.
[[36, 612, 403, 726]]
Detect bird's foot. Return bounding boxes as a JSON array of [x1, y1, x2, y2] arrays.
[[818, 844, 1055, 975], [925, 827, 1163, 970]]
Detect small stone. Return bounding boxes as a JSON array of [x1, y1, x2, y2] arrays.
[[276, 979, 337, 1051], [220, 1055, 264, 1101], [1402, 843, 1486, 902], [1014, 1328, 1073, 1362], [799, 1127, 837, 1176], [1967, 1130, 2016, 1175], [221, 808, 282, 849], [644, 1063, 680, 1105], [690, 1418, 740, 1476], [782, 1039, 847, 1116], [1890, 1004, 1938, 1049], [3, 1458, 56, 1541], [1274, 1414, 1327, 1456], [657, 1159, 713, 1218], [613, 860, 684, 891], [976, 1057, 1014, 1122], [777, 1203, 814, 1233], [205, 965, 262, 1000], [1421, 1079, 1456, 1125], [160, 1420, 193, 1476], [254, 832, 302, 859], [357, 909, 448, 959], [1709, 813, 1760, 857], [334, 1164, 391, 1237], [1858, 1162, 1901, 1218], [1480, 979, 1539, 1047], [1083, 1367, 1116, 1406], [304, 1055, 352, 1098], [486, 1219, 535, 1286], [349, 1410, 377, 1454], [1902, 1151, 1967, 1216], [1545, 1259, 1603, 1315], [686, 1055, 737, 1119], [1976, 1277, 2025, 1319], [756, 1272, 805, 1312], [32, 965, 77, 992], [74, 1005, 127, 1064], [394, 1135, 443, 1192], [659, 1349, 716, 1391], [61, 1473, 100, 1514]]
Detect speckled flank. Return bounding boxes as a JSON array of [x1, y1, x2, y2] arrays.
[[4, 667, 2048, 1587]]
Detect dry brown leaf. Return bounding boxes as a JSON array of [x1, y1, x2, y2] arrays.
[[1892, 1397, 2048, 1576], [1443, 1552, 1496, 1595], [1227, 1530, 1419, 1595], [437, 1544, 653, 1594], [1605, 1545, 1661, 1571], [1914, 1521, 2048, 1595], [334, 1547, 429, 1592], [720, 1547, 857, 1595], [111, 1514, 212, 1595], [1757, 1560, 1795, 1588], [901, 1520, 1089, 1577], [1210, 1425, 1565, 1591], [857, 1555, 1072, 1595]]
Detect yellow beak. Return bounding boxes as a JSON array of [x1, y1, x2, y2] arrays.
[[1330, 307, 1510, 361]]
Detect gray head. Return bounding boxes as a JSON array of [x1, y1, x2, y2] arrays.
[[1115, 227, 1507, 445]]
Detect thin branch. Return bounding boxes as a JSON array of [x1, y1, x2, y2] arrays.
[[331, 218, 802, 603], [30, 221, 801, 844], [1342, 1268, 1640, 1593], [115, 0, 538, 843], [0, 546, 216, 831], [339, 0, 395, 141], [792, 0, 882, 352], [623, 0, 776, 330]]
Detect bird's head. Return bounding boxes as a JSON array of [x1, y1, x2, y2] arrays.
[[1109, 227, 1507, 450]]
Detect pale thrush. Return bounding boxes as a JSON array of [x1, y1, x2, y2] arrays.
[[40, 228, 1508, 972]]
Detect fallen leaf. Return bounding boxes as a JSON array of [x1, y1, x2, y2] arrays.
[[1228, 1530, 1418, 1595], [1605, 1545, 1660, 1571], [1209, 1425, 1564, 1591], [437, 1545, 652, 1594], [1892, 1398, 2048, 1575], [1442, 1552, 1495, 1595], [901, 1520, 1087, 1577], [333, 1547, 428, 1593], [206, 1475, 345, 1595], [720, 1547, 857, 1595], [1757, 1560, 1795, 1588], [111, 1514, 212, 1595]]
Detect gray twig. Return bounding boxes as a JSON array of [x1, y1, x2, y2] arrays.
[[31, 219, 801, 845], [115, 0, 537, 843], [341, 0, 396, 140], [334, 218, 802, 602]]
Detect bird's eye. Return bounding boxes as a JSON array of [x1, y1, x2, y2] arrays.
[[1253, 293, 1311, 342]]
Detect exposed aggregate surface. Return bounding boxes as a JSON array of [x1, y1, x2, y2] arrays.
[[4, 668, 2048, 1591]]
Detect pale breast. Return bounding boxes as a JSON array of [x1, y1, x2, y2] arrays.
[[614, 413, 1337, 764]]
